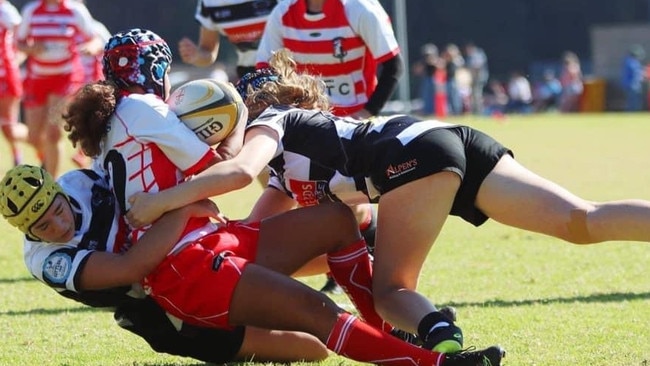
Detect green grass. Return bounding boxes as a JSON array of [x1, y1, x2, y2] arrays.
[[1, 112, 650, 365]]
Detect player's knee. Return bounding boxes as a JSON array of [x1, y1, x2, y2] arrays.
[[565, 208, 593, 244], [329, 202, 359, 230]]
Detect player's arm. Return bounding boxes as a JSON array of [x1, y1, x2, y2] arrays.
[[361, 53, 404, 116], [178, 27, 220, 67], [79, 200, 219, 290], [126, 125, 278, 227], [254, 6, 283, 68]]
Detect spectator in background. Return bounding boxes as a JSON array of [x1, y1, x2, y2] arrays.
[[412, 43, 438, 115], [454, 66, 473, 113], [442, 43, 464, 115], [620, 44, 646, 112], [16, 0, 97, 177], [532, 69, 562, 112], [483, 79, 508, 117], [178, 0, 277, 79], [464, 42, 489, 115], [558, 51, 583, 113], [505, 70, 532, 114], [0, 0, 27, 166]]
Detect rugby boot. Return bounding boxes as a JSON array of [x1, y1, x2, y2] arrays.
[[442, 345, 506, 366], [419, 308, 463, 353]]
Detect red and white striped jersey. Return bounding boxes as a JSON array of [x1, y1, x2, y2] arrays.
[[16, 0, 95, 77], [195, 0, 277, 69], [0, 1, 21, 79], [93, 93, 216, 243], [255, 0, 399, 116]]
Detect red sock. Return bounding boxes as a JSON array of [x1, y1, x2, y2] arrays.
[[358, 207, 372, 231], [327, 239, 391, 332], [326, 312, 445, 366]]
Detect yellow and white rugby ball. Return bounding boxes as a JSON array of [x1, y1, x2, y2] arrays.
[[168, 78, 245, 146]]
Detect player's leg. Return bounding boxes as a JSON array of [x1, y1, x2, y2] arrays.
[[256, 203, 387, 330], [0, 95, 26, 165], [230, 263, 505, 366], [477, 154, 650, 244], [236, 327, 328, 362], [255, 202, 363, 274], [372, 171, 464, 352], [114, 296, 328, 363], [43, 93, 71, 177], [22, 105, 48, 165], [320, 202, 376, 294]]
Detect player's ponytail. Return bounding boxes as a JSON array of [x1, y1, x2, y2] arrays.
[[63, 80, 120, 157]]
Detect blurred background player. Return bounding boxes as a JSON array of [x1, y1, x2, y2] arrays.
[[15, 0, 97, 177], [178, 0, 278, 79], [71, 0, 111, 168], [254, 0, 403, 293], [0, 0, 27, 166], [412, 43, 438, 116], [256, 0, 403, 119]]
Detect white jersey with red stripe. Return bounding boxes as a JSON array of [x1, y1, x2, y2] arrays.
[[16, 0, 95, 77], [255, 0, 399, 116], [0, 1, 21, 79], [23, 169, 129, 294], [195, 0, 277, 69], [94, 93, 217, 242]]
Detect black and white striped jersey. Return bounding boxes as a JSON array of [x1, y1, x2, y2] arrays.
[[247, 105, 456, 207]]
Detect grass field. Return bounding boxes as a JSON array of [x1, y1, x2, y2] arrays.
[[1, 112, 649, 366]]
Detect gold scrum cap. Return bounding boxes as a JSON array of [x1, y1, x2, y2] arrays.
[[0, 165, 65, 233]]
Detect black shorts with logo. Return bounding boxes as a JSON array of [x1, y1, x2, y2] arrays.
[[369, 125, 512, 226]]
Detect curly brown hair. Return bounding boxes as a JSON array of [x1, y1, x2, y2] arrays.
[[63, 81, 121, 158], [245, 49, 331, 120]]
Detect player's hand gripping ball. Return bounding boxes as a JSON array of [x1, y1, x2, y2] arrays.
[[168, 79, 246, 146]]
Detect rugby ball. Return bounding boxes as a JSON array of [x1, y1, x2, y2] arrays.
[[168, 78, 245, 146]]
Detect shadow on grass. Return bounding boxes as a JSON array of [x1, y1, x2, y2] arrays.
[[0, 276, 36, 284], [117, 361, 286, 366], [445, 290, 650, 308], [131, 364, 210, 366], [1, 305, 107, 317], [4, 290, 649, 318], [131, 364, 276, 366]]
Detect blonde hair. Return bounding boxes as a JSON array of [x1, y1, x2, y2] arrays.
[[245, 49, 331, 119]]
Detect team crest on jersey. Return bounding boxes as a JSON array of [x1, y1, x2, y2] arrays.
[[332, 37, 347, 62], [289, 179, 330, 206], [42, 252, 72, 285]]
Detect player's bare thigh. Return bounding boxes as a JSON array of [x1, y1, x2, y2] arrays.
[[475, 154, 590, 238]]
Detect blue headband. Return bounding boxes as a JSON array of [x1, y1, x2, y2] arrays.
[[235, 68, 280, 100]]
